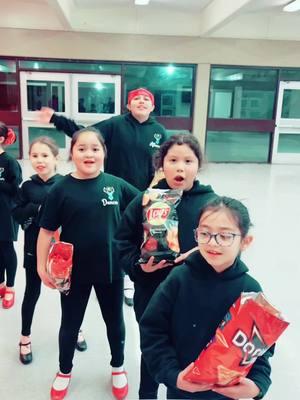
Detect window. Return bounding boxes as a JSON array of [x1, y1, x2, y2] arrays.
[[0, 59, 18, 111], [19, 60, 121, 74], [206, 131, 271, 162], [209, 67, 277, 119]]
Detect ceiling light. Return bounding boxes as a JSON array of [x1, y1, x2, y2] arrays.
[[135, 0, 150, 5], [283, 0, 300, 12], [166, 65, 175, 75]]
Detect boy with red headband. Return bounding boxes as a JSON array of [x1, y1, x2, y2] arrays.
[[37, 88, 166, 191], [37, 88, 167, 306]]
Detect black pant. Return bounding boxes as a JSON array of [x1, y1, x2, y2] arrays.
[[0, 241, 17, 287], [59, 278, 125, 374], [21, 266, 41, 336], [134, 283, 160, 400]]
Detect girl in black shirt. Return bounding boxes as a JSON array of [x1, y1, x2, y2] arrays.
[[37, 127, 138, 400], [0, 122, 22, 309]]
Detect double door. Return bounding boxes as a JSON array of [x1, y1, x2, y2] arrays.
[[20, 72, 121, 159]]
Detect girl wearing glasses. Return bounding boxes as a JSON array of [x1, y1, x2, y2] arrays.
[[115, 134, 217, 399], [140, 196, 273, 400]]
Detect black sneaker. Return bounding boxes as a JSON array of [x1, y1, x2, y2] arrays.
[[75, 330, 87, 352]]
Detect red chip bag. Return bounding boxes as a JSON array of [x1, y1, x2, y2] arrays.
[[139, 189, 182, 264], [184, 292, 289, 386], [47, 241, 73, 295]]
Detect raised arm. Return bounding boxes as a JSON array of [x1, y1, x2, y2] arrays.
[[36, 107, 83, 137]]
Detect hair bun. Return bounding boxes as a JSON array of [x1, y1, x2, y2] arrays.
[[4, 128, 17, 145]]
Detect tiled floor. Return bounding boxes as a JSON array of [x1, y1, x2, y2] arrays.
[[0, 161, 299, 400]]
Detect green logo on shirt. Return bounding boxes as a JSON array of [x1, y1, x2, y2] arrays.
[[102, 186, 118, 206], [149, 133, 162, 149], [0, 167, 4, 181]]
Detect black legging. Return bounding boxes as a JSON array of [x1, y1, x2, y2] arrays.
[[0, 241, 17, 287], [59, 278, 125, 374], [134, 283, 160, 400], [21, 266, 41, 336]]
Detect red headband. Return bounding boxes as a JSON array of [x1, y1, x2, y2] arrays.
[[127, 88, 155, 105], [4, 128, 17, 146]]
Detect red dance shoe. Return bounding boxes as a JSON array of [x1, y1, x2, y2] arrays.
[[2, 289, 15, 309], [50, 372, 71, 400], [0, 285, 6, 298], [112, 371, 128, 400]]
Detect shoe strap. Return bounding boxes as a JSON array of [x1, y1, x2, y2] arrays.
[[19, 342, 31, 347], [112, 371, 127, 376], [56, 373, 72, 379], [5, 289, 15, 294]]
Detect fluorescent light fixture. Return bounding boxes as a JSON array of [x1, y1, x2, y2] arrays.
[[95, 82, 104, 90], [135, 0, 150, 5], [166, 65, 175, 75], [226, 73, 243, 81], [283, 0, 300, 12]]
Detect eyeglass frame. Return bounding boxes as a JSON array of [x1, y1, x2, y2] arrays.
[[193, 228, 242, 247]]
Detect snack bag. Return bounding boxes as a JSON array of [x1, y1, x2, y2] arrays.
[[47, 241, 73, 295], [139, 188, 182, 264], [184, 292, 289, 386]]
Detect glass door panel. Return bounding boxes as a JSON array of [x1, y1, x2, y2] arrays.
[[272, 81, 300, 163], [21, 122, 71, 161], [281, 89, 300, 119], [20, 72, 70, 117], [71, 74, 121, 122], [20, 72, 71, 159]]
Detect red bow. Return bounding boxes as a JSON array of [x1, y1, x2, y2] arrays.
[[4, 129, 17, 145]]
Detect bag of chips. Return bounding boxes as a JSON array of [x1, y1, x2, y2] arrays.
[[139, 188, 182, 264], [47, 241, 73, 295], [184, 292, 289, 386]]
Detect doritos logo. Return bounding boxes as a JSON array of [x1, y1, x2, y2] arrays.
[[232, 324, 267, 366], [146, 202, 170, 226]]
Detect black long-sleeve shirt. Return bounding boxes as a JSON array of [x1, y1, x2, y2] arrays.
[[0, 151, 22, 241]]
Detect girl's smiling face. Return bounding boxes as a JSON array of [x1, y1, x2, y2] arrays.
[[29, 142, 57, 181], [196, 208, 253, 273], [163, 144, 199, 191], [71, 131, 105, 179]]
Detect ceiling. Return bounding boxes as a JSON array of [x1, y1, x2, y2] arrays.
[[1, 0, 300, 41]]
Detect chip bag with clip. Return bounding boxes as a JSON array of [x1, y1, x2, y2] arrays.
[[47, 241, 73, 295], [184, 291, 289, 386], [139, 188, 182, 264]]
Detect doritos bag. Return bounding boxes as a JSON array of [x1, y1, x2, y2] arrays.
[[184, 292, 289, 386], [139, 188, 182, 264], [47, 241, 73, 295]]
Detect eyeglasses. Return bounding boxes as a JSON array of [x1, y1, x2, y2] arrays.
[[193, 228, 241, 247]]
